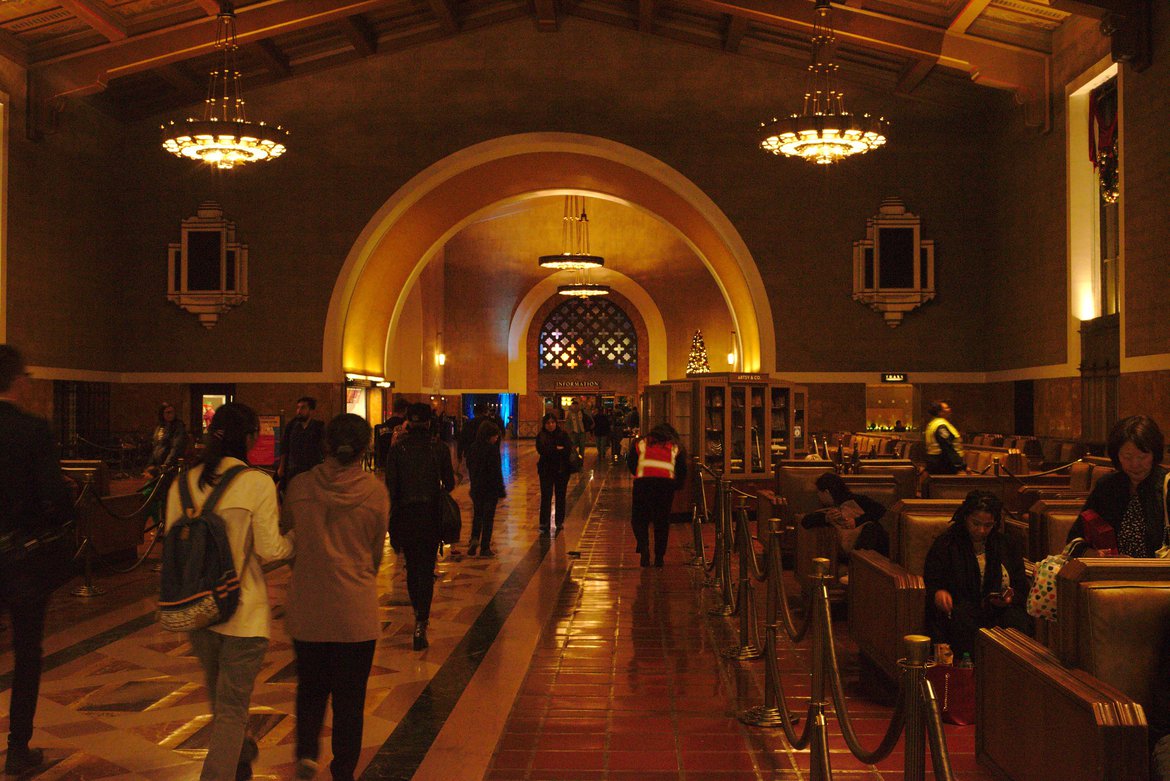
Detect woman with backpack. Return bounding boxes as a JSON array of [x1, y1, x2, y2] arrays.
[[385, 403, 455, 651], [626, 423, 688, 567], [164, 403, 293, 781], [284, 414, 389, 781]]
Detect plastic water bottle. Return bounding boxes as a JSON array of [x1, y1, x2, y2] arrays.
[[956, 652, 974, 669]]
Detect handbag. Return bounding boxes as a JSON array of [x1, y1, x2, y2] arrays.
[[566, 446, 582, 475], [440, 492, 462, 544], [1026, 541, 1077, 621], [1156, 472, 1170, 559], [0, 520, 77, 603], [925, 664, 976, 726]]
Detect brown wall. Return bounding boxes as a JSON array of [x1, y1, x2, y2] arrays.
[[1034, 377, 1082, 439]]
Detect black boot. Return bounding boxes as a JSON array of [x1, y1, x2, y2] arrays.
[[413, 620, 429, 650], [5, 746, 44, 776]]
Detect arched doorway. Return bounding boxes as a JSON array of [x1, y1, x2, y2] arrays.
[[324, 133, 775, 380]]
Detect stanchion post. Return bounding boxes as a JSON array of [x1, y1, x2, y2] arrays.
[[807, 557, 832, 781], [72, 473, 106, 598], [708, 478, 736, 615], [901, 634, 932, 781], [723, 498, 761, 660], [739, 517, 796, 726], [690, 458, 706, 567]]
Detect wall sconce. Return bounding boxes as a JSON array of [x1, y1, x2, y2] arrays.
[[726, 330, 737, 367], [437, 352, 447, 366], [436, 331, 446, 366]]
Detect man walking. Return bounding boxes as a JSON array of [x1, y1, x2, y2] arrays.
[[0, 345, 74, 775], [278, 396, 325, 492]]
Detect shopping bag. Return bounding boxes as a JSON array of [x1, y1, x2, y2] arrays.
[[925, 664, 975, 726]]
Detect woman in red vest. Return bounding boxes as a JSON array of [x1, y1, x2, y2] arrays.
[[627, 423, 688, 566]]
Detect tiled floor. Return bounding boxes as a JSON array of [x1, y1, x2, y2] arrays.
[[0, 443, 998, 780]]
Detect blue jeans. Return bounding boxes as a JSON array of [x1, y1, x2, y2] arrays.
[[190, 630, 269, 781]]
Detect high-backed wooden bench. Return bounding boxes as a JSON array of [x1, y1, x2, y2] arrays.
[[978, 559, 1170, 781], [854, 459, 918, 502], [847, 499, 960, 681]]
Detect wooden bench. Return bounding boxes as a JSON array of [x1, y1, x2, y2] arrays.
[[847, 499, 960, 681], [978, 559, 1170, 781]]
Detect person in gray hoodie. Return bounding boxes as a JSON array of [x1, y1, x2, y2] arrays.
[[284, 414, 389, 781]]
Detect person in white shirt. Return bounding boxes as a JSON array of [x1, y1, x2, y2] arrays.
[[165, 403, 293, 781]]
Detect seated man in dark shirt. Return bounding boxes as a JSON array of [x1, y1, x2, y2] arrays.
[[800, 472, 889, 558]]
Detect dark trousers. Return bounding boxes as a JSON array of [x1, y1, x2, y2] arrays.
[[631, 478, 675, 562], [293, 639, 376, 781], [403, 539, 438, 621], [538, 473, 569, 531], [931, 600, 1032, 660], [470, 494, 499, 549], [0, 570, 48, 750]]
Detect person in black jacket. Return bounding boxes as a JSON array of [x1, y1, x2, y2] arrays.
[[145, 402, 187, 476], [800, 472, 890, 558], [0, 345, 74, 775], [923, 490, 1031, 660], [535, 413, 573, 536], [466, 422, 506, 557], [385, 403, 455, 650], [1066, 415, 1167, 558]]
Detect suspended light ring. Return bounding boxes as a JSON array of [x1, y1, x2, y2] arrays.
[[538, 253, 605, 270], [557, 283, 611, 297], [759, 112, 887, 165], [162, 119, 289, 170]]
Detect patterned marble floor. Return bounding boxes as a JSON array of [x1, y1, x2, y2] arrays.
[[0, 443, 997, 780]]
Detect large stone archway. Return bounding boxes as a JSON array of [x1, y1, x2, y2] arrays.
[[324, 133, 775, 379]]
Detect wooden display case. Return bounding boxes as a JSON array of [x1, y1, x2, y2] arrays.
[[645, 373, 808, 480]]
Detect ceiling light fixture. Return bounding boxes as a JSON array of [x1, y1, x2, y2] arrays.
[[758, 0, 887, 164], [558, 281, 612, 297], [161, 1, 288, 169], [539, 195, 605, 270]]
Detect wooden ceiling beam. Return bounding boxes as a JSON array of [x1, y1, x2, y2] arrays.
[[428, 0, 460, 33], [30, 0, 401, 100], [946, 0, 992, 34], [250, 39, 291, 77], [58, 0, 128, 42], [157, 62, 202, 94], [895, 57, 934, 93], [639, 0, 656, 33], [680, 0, 1051, 126], [723, 14, 748, 52], [0, 30, 28, 68], [534, 0, 558, 31], [194, 0, 222, 14], [342, 15, 378, 55]]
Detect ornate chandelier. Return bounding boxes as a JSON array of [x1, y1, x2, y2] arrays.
[[759, 0, 887, 165], [161, 2, 288, 169], [539, 195, 605, 270], [558, 280, 612, 297]]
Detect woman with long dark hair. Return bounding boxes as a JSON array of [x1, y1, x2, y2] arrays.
[[164, 403, 293, 781], [285, 414, 388, 781], [800, 472, 889, 558], [626, 423, 687, 567], [145, 401, 187, 476], [1067, 415, 1168, 558], [535, 412, 573, 536], [923, 490, 1030, 660]]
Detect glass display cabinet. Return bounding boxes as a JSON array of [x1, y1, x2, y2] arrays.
[[645, 374, 809, 480]]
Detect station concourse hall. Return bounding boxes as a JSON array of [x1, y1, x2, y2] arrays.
[[1, 0, 1169, 780]]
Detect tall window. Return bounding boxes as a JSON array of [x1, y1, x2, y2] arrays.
[[538, 298, 637, 371], [1090, 77, 1120, 317]]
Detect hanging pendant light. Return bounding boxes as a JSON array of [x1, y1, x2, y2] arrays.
[[758, 0, 887, 164], [539, 195, 605, 270], [161, 1, 289, 169]]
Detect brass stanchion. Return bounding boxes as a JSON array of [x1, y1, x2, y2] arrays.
[[689, 458, 707, 568], [739, 517, 799, 726], [806, 557, 833, 781], [707, 478, 736, 616], [902, 634, 932, 781], [722, 497, 761, 660], [71, 475, 106, 598]]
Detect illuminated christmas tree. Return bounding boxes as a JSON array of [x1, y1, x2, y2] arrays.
[[686, 330, 711, 374]]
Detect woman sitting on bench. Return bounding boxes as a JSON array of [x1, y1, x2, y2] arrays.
[[801, 472, 889, 558], [924, 490, 1031, 660]]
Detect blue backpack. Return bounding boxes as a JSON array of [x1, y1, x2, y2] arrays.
[[158, 465, 249, 632]]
